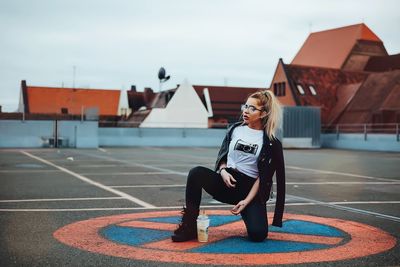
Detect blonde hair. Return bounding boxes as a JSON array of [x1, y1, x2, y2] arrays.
[[248, 90, 282, 140]]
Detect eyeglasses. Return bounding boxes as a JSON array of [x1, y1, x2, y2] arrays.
[[241, 104, 263, 113]]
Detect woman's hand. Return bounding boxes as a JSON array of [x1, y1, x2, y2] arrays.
[[220, 169, 237, 188], [231, 200, 247, 215]]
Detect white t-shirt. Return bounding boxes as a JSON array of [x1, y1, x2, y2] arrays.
[[226, 125, 264, 178]]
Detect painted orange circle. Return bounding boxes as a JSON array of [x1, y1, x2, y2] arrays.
[[53, 211, 396, 265]]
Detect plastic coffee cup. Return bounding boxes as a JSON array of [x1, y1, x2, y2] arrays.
[[196, 214, 210, 242]]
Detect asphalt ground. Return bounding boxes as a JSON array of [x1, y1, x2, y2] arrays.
[[0, 147, 399, 266]]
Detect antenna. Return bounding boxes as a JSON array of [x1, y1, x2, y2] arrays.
[[73, 65, 76, 88], [158, 67, 170, 92]]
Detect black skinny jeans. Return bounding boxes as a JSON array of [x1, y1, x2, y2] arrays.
[[185, 166, 268, 242]]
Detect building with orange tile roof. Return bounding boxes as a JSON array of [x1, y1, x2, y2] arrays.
[[270, 23, 400, 126], [292, 23, 387, 71], [18, 80, 121, 116]]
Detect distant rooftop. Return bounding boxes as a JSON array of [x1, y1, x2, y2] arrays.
[[20, 80, 121, 116], [291, 23, 387, 69]]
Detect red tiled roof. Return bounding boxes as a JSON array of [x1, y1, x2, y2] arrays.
[[192, 85, 263, 119], [327, 83, 363, 125], [284, 64, 368, 124], [335, 70, 400, 124], [381, 83, 400, 110], [24, 83, 120, 115], [291, 23, 383, 69]]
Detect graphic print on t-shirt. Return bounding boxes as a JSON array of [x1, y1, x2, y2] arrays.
[[234, 139, 259, 155]]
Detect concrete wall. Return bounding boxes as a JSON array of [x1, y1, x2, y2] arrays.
[[58, 121, 98, 148], [321, 133, 400, 152], [0, 120, 53, 148], [3, 120, 399, 152], [99, 127, 225, 147], [0, 120, 98, 148]]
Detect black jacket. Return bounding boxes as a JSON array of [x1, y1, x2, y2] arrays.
[[214, 122, 286, 227]]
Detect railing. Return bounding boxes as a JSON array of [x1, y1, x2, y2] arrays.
[[321, 123, 400, 141]]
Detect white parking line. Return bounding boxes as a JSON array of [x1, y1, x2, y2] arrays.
[[71, 164, 122, 168], [152, 164, 213, 167], [325, 201, 400, 205], [108, 182, 400, 188], [80, 171, 177, 176], [0, 197, 124, 203], [0, 170, 61, 173], [288, 194, 400, 223], [286, 166, 397, 182], [287, 181, 400, 185], [0, 205, 230, 212], [21, 151, 156, 208], [111, 184, 185, 188], [0, 201, 399, 212]]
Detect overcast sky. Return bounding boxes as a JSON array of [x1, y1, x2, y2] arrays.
[[0, 0, 399, 111]]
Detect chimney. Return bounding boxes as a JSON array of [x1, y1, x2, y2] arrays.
[[131, 85, 136, 92]]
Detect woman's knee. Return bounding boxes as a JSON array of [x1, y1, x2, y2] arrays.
[[188, 166, 207, 181], [248, 229, 268, 242]]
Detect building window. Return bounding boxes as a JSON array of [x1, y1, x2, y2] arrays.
[[309, 85, 317, 95], [280, 82, 286, 96], [273, 82, 286, 97], [296, 84, 305, 95]]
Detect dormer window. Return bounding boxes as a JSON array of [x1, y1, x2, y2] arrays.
[[296, 84, 305, 95], [309, 85, 317, 95]]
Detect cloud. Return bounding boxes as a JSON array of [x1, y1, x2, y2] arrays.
[[0, 0, 398, 111]]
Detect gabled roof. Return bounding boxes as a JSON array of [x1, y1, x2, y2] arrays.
[[291, 23, 384, 69], [192, 85, 262, 119], [140, 80, 209, 128], [335, 70, 400, 124], [284, 64, 368, 124], [21, 81, 120, 115]]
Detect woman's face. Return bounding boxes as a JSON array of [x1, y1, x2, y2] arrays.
[[241, 97, 265, 125]]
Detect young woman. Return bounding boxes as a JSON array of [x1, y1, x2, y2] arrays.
[[171, 90, 285, 242]]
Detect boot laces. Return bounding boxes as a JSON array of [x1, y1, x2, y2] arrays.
[[175, 206, 195, 233]]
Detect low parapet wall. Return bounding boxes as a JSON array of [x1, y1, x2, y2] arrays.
[[0, 120, 98, 148], [321, 133, 400, 152], [98, 127, 226, 147], [2, 120, 398, 152]]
